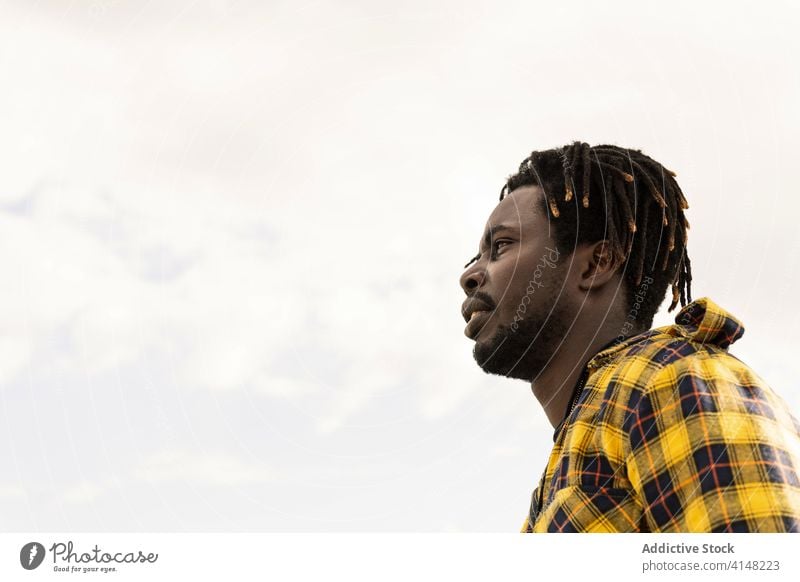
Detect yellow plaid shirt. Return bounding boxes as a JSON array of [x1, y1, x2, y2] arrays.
[[521, 297, 800, 533]]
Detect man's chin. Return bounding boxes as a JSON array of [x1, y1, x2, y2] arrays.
[[471, 315, 566, 381], [472, 331, 537, 381]]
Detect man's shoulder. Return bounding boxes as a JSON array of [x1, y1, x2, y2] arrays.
[[606, 329, 766, 388], [589, 296, 752, 391], [592, 331, 779, 414], [594, 331, 722, 392], [606, 332, 800, 434]]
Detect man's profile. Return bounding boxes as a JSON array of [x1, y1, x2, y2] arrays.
[[459, 142, 800, 532]]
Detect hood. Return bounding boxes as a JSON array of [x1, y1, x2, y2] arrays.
[[587, 297, 745, 370]]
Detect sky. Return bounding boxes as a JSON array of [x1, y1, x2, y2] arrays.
[[1, 0, 799, 531]]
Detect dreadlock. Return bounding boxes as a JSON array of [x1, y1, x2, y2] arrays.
[[490, 142, 692, 329]]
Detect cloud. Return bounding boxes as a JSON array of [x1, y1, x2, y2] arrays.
[[134, 448, 276, 487], [63, 480, 106, 504], [0, 485, 26, 500]]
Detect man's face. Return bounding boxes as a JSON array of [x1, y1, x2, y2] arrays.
[[459, 186, 575, 380]]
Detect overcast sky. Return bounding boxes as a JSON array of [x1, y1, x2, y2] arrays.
[[1, 0, 799, 531]]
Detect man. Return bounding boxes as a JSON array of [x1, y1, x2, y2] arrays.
[[459, 142, 800, 532]]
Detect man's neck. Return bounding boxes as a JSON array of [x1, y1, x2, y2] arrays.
[[531, 326, 630, 429]]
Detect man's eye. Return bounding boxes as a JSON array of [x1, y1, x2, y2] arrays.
[[493, 240, 512, 254]]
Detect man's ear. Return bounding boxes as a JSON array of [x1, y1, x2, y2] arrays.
[[576, 240, 621, 291]]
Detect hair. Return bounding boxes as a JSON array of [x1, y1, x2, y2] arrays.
[[474, 142, 692, 330]]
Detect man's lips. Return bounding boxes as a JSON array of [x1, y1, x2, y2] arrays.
[[464, 309, 493, 339], [461, 296, 495, 339], [461, 297, 494, 323]]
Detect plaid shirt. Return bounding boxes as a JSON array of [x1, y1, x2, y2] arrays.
[[521, 297, 800, 533]]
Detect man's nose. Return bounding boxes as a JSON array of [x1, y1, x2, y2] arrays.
[[460, 263, 486, 294]]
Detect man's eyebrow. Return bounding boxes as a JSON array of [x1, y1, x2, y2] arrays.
[[481, 224, 519, 249]]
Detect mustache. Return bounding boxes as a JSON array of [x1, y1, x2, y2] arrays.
[[470, 291, 496, 310]]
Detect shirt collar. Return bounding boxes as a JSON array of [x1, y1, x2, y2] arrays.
[[586, 296, 745, 371]]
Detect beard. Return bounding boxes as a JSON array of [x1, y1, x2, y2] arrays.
[[473, 297, 572, 381]]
